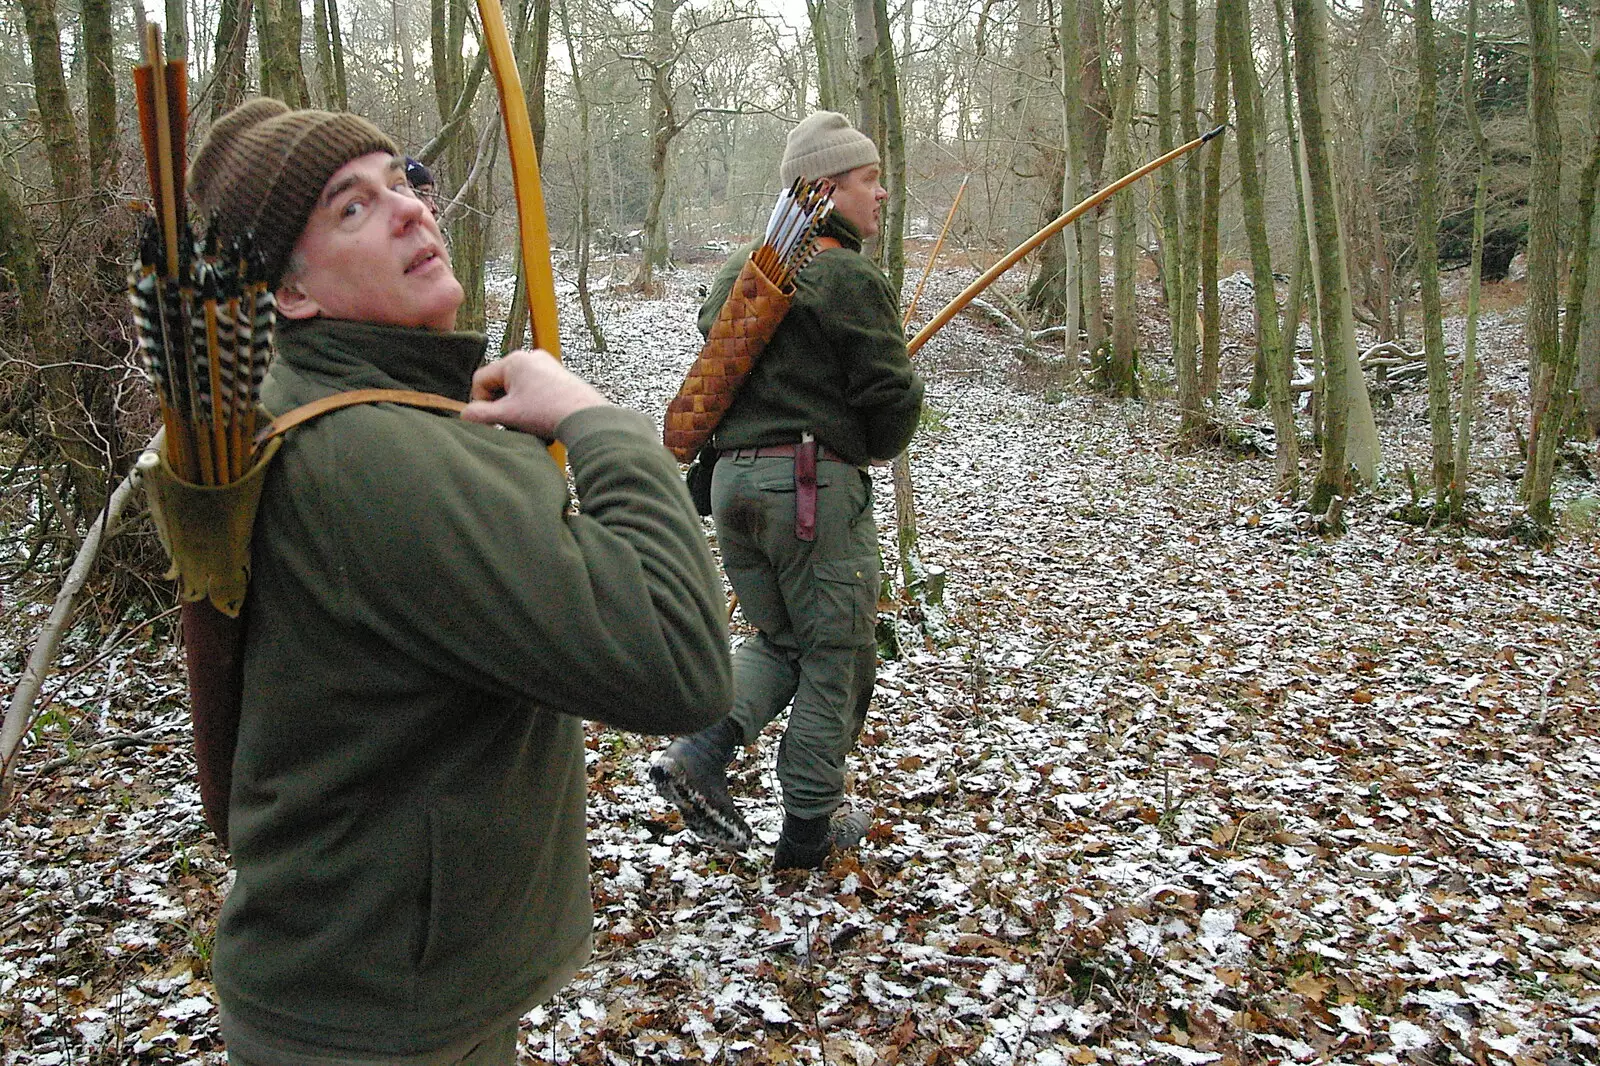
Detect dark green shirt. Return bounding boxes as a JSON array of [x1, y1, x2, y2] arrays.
[[700, 215, 924, 465], [216, 318, 731, 1054]]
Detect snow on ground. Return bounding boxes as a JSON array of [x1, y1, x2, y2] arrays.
[[3, 259, 1597, 1064]]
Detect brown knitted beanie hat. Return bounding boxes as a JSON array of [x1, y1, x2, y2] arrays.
[[779, 111, 879, 186], [187, 98, 399, 287]]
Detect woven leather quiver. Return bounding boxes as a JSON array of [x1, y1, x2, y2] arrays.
[[663, 254, 792, 462]]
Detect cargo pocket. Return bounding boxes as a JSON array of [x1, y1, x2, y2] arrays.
[[811, 556, 877, 647]]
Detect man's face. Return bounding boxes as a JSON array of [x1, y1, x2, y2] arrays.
[[277, 152, 463, 331], [830, 163, 886, 240], [415, 182, 439, 217]]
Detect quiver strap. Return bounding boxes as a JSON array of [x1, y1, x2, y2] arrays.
[[663, 254, 792, 462]]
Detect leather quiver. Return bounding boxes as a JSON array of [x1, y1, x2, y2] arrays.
[[180, 599, 243, 845], [140, 424, 282, 618], [663, 254, 792, 462]]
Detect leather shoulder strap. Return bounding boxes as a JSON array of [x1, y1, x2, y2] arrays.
[[253, 388, 466, 448], [815, 236, 843, 252]]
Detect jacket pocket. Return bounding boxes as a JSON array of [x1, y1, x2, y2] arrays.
[[811, 556, 877, 648]]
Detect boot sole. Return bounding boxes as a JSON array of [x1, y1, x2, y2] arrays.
[[649, 759, 752, 852]]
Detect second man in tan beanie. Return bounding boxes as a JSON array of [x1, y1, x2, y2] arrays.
[[652, 112, 923, 872]]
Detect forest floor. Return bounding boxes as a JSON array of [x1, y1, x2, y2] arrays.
[[3, 259, 1598, 1065]]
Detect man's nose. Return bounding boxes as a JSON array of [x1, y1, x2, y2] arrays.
[[392, 188, 427, 228]]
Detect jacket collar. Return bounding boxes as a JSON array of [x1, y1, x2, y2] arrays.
[[274, 318, 487, 402], [823, 213, 865, 252]]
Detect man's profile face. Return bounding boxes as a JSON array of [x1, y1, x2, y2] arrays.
[[277, 152, 464, 331], [415, 182, 439, 217], [829, 163, 886, 240]]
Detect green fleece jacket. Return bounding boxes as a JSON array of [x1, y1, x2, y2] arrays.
[[215, 318, 731, 1054], [701, 215, 924, 465]]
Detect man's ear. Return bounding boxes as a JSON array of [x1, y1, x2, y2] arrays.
[[275, 279, 320, 321]]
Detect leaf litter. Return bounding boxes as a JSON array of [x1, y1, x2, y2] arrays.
[[3, 260, 1597, 1064]]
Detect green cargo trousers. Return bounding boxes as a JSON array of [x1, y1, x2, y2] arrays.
[[711, 452, 879, 820]]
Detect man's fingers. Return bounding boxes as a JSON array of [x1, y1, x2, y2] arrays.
[[460, 397, 508, 425], [470, 360, 510, 402]]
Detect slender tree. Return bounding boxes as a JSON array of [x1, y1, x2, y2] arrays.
[[855, 0, 906, 291], [432, 0, 488, 330], [1174, 0, 1205, 435], [17, 0, 84, 213], [1199, 11, 1228, 403], [1103, 0, 1140, 397], [1520, 0, 1563, 523], [1153, 0, 1181, 322], [82, 0, 117, 200], [1451, 0, 1489, 518], [559, 0, 606, 351], [1222, 0, 1298, 493], [210, 0, 253, 119], [1527, 18, 1600, 525], [1414, 0, 1453, 507], [1295, 0, 1356, 518]]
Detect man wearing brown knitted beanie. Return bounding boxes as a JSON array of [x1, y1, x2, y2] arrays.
[[189, 99, 732, 1065], [651, 112, 924, 873]]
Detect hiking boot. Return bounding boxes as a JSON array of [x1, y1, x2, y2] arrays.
[[650, 718, 751, 851], [772, 806, 871, 871]]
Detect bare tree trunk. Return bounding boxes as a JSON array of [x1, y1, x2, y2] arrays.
[[313, 0, 337, 107], [1175, 0, 1205, 435], [1414, 0, 1454, 505], [1520, 0, 1563, 524], [1103, 0, 1140, 398], [633, 0, 686, 292], [257, 0, 310, 106], [1527, 26, 1600, 525], [1199, 12, 1227, 403], [856, 0, 906, 291], [82, 0, 118, 199], [210, 0, 252, 119], [1295, 0, 1350, 520], [1271, 0, 1319, 438], [1080, 0, 1110, 362], [1057, 0, 1089, 358], [558, 0, 605, 352], [1222, 0, 1298, 495], [1154, 0, 1181, 323], [17, 0, 84, 214], [1451, 0, 1485, 515], [324, 0, 347, 108], [807, 0, 841, 111], [1582, 1, 1600, 437], [433, 0, 487, 329], [396, 0, 417, 140]]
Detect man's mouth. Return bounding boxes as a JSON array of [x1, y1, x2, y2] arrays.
[[405, 248, 441, 274]]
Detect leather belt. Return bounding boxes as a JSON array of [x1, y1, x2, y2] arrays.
[[719, 443, 851, 464], [719, 438, 853, 542]]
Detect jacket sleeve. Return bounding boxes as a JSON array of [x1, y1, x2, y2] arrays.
[[696, 250, 748, 338], [307, 404, 731, 736], [821, 256, 925, 461]]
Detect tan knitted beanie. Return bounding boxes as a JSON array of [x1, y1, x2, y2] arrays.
[[779, 111, 879, 186], [187, 98, 399, 287]]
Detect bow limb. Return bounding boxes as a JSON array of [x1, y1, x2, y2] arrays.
[[902, 174, 969, 331], [474, 0, 565, 465], [907, 125, 1225, 358]]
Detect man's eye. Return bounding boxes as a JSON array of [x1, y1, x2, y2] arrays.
[[341, 199, 367, 219]]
